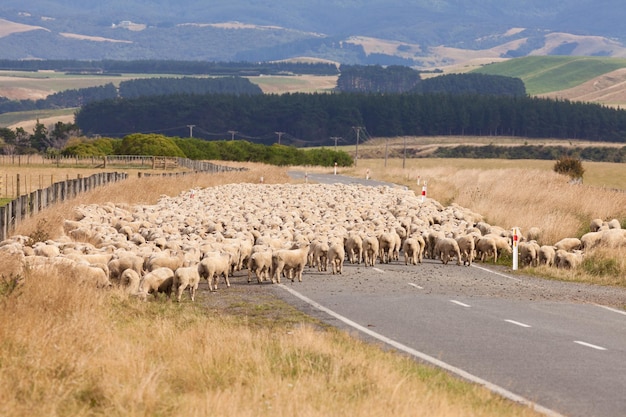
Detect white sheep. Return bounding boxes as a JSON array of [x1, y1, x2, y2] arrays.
[[434, 237, 462, 265], [363, 234, 380, 267], [247, 249, 273, 283], [455, 235, 475, 266], [119, 268, 141, 294], [327, 240, 345, 274], [519, 240, 541, 267], [554, 237, 582, 252], [271, 243, 310, 283], [555, 249, 583, 269], [537, 245, 557, 267], [345, 232, 364, 264], [476, 236, 498, 263], [402, 237, 421, 265], [173, 265, 201, 302], [138, 267, 175, 299], [198, 251, 232, 291]]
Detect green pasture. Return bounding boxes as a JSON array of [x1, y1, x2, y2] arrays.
[[471, 56, 626, 95], [0, 108, 76, 128]]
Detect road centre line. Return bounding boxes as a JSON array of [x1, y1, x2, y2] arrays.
[[278, 284, 566, 417], [574, 341, 607, 351], [471, 264, 522, 282], [505, 319, 532, 328], [372, 267, 385, 273], [450, 300, 471, 308], [408, 283, 424, 289]]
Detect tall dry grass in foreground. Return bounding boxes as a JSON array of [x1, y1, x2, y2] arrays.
[[0, 163, 546, 417], [0, 268, 541, 417]]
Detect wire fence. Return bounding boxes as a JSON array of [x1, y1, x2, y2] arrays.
[[0, 155, 244, 241]]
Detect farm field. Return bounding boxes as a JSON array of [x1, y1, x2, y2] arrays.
[[470, 56, 626, 95]]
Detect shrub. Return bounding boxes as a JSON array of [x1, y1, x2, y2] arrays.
[[553, 156, 585, 180]]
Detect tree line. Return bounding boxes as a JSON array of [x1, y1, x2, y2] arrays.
[[75, 92, 626, 143], [0, 76, 262, 115], [60, 133, 353, 167], [335, 67, 526, 96]]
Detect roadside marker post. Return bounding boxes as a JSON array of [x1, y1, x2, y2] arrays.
[[421, 181, 427, 202], [366, 168, 370, 180], [512, 227, 520, 270], [334, 162, 337, 175]]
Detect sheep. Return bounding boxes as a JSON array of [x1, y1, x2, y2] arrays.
[[138, 267, 175, 299], [434, 237, 462, 265], [173, 265, 201, 302], [363, 234, 380, 267], [554, 237, 582, 252], [377, 230, 396, 264], [589, 218, 604, 233], [526, 227, 541, 243], [198, 251, 232, 291], [108, 253, 144, 282], [247, 249, 273, 283], [519, 240, 541, 267], [271, 243, 310, 283], [402, 237, 421, 265], [144, 250, 186, 272], [537, 245, 557, 267], [345, 232, 363, 264], [476, 236, 498, 263], [607, 218, 622, 229], [455, 235, 475, 266], [119, 268, 141, 294], [327, 240, 345, 275], [310, 239, 330, 272], [555, 249, 583, 269]]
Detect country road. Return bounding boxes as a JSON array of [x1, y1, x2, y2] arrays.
[[269, 171, 626, 417]]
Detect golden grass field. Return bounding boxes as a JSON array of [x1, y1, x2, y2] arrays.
[[0, 163, 555, 417]]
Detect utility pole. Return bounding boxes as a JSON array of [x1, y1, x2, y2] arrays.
[[228, 130, 238, 141], [403, 136, 407, 169], [275, 131, 285, 145], [187, 125, 195, 138], [331, 136, 341, 152], [384, 137, 389, 168], [352, 126, 362, 167]]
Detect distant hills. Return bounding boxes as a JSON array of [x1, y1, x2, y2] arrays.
[[2, 1, 626, 66]]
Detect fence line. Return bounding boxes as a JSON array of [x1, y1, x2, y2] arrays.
[[0, 156, 245, 241], [0, 172, 127, 241]]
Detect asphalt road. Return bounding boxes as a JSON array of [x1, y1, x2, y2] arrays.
[[273, 171, 626, 417]]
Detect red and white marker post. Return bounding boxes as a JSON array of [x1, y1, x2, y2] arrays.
[[512, 227, 520, 270], [421, 180, 427, 202]]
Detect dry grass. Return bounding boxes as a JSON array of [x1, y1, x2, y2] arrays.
[[0, 163, 546, 417]]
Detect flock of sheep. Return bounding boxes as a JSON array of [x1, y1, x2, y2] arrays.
[[2, 181, 624, 301]]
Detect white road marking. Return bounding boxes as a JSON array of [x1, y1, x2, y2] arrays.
[[278, 284, 566, 417], [574, 341, 607, 351], [372, 267, 385, 273], [505, 319, 532, 328], [408, 283, 423, 289], [596, 304, 626, 316], [471, 264, 522, 282], [450, 300, 471, 308]]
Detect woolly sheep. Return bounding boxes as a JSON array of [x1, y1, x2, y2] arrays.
[[519, 240, 540, 267], [455, 235, 475, 266], [363, 234, 380, 267], [555, 249, 583, 269], [345, 232, 364, 264], [434, 237, 462, 266], [119, 268, 141, 294], [247, 249, 273, 284], [554, 237, 582, 252], [173, 265, 201, 302], [327, 240, 345, 275], [272, 243, 310, 283], [198, 251, 232, 291], [476, 236, 498, 263], [402, 237, 421, 265], [138, 267, 175, 299], [537, 245, 556, 267]]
